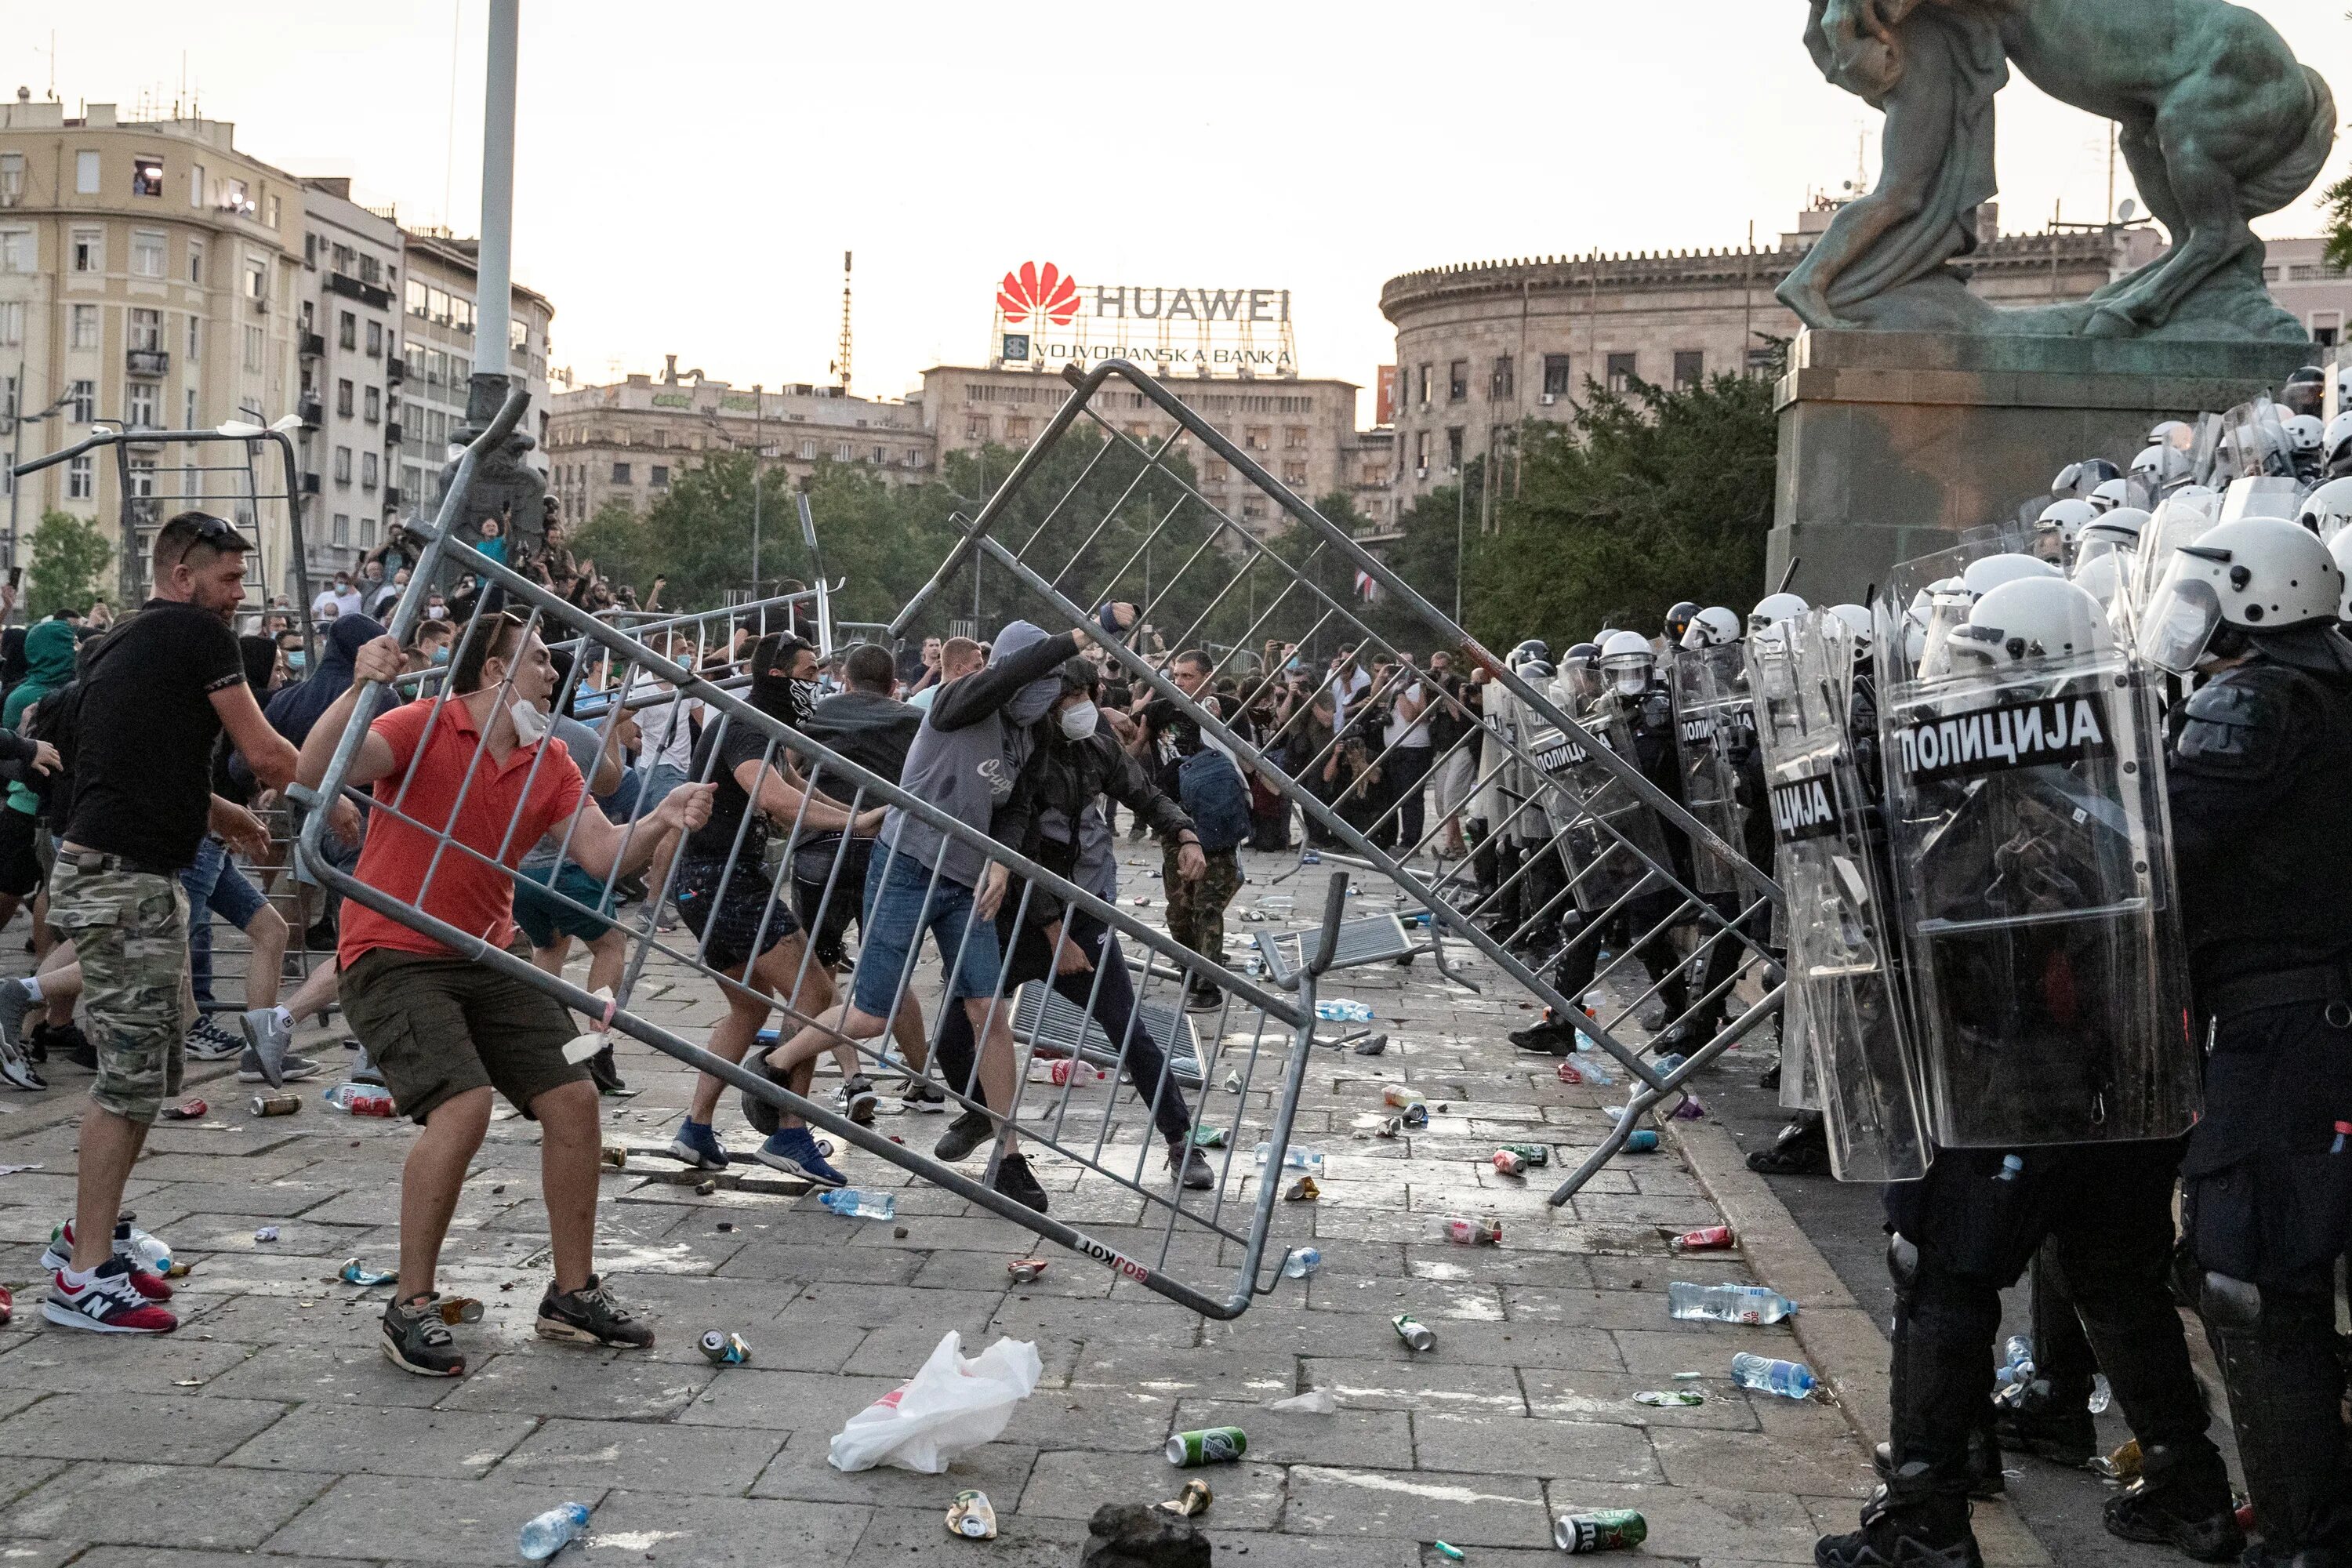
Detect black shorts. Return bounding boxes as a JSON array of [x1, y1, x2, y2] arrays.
[[791, 835, 873, 970], [672, 856, 800, 974], [0, 808, 41, 898]]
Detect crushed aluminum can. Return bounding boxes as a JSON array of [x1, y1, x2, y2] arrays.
[[1376, 1115, 1406, 1139], [1439, 1214, 1504, 1246], [1556, 1062, 1583, 1084], [1158, 1479, 1213, 1518], [1624, 1130, 1660, 1153], [1392, 1313, 1436, 1352], [1399, 1102, 1430, 1129], [1190, 1126, 1227, 1149], [2094, 1438, 2143, 1481], [1224, 1070, 1243, 1093], [435, 1296, 485, 1325], [1167, 1427, 1248, 1466], [600, 1143, 629, 1169], [249, 1092, 301, 1117], [159, 1098, 207, 1121], [1555, 1509, 1648, 1553], [698, 1329, 752, 1365], [1669, 1225, 1734, 1253], [1501, 1142, 1551, 1167], [946, 1489, 998, 1539], [695, 1178, 718, 1196], [1632, 1389, 1705, 1407], [1284, 1175, 1320, 1203], [1491, 1149, 1528, 1177], [252, 1226, 279, 1243], [337, 1259, 396, 1287], [1008, 1258, 1048, 1284], [1433, 1544, 1465, 1562]]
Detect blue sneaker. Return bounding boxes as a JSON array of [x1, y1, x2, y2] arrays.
[[666, 1120, 730, 1171], [756, 1127, 845, 1187]]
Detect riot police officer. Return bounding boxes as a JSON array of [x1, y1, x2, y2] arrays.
[[1819, 575, 2240, 1568], [2145, 515, 2352, 1566]]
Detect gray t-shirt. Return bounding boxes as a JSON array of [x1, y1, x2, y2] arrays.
[[521, 714, 604, 872]]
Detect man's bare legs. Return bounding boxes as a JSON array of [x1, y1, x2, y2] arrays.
[[241, 904, 289, 1011], [689, 935, 833, 1127], [532, 1078, 604, 1295], [396, 1087, 492, 1301], [67, 1105, 147, 1272]]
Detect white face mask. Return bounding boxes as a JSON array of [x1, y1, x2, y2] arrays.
[[508, 697, 552, 745], [1058, 699, 1099, 742], [1613, 669, 1650, 698], [426, 605, 447, 620]]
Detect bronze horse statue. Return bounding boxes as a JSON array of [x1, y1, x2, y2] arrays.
[[1780, 0, 2334, 340]]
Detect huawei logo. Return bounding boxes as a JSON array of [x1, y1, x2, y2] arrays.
[[996, 262, 1080, 328]]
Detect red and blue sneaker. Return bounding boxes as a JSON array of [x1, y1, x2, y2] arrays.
[[43, 1258, 178, 1334]]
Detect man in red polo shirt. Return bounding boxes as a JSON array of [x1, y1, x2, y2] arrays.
[[294, 612, 712, 1377]]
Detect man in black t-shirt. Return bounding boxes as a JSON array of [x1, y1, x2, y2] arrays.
[[42, 514, 318, 1335]]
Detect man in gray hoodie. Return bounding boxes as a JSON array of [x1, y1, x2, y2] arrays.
[[756, 610, 1130, 1210]]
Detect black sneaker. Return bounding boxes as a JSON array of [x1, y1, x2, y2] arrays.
[[1166, 1142, 1216, 1192], [1815, 1469, 1981, 1568], [934, 1107, 994, 1162], [992, 1151, 1048, 1214], [1510, 1022, 1576, 1055], [1183, 984, 1223, 1013], [380, 1293, 466, 1377], [535, 1273, 654, 1349], [900, 1080, 949, 1114], [1748, 1113, 1831, 1176], [834, 1073, 878, 1126], [586, 1045, 626, 1095], [2101, 1444, 2244, 1563]]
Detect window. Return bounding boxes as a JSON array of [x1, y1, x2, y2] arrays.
[[188, 163, 205, 207], [0, 230, 29, 273], [339, 310, 356, 351], [126, 383, 158, 429], [70, 228, 100, 273], [871, 445, 886, 464], [187, 240, 202, 284], [184, 388, 197, 427], [1005, 418, 1030, 444], [185, 315, 199, 361], [1606, 353, 1639, 391], [263, 194, 279, 228], [1672, 350, 1704, 390], [1244, 426, 1272, 452], [1414, 431, 1429, 470], [332, 513, 350, 546], [405, 278, 428, 318], [132, 158, 163, 198], [1745, 344, 1779, 379], [650, 465, 670, 488], [74, 151, 100, 194], [1203, 456, 1231, 484], [66, 456, 93, 499], [69, 304, 97, 349], [243, 256, 267, 300], [0, 153, 20, 207], [0, 302, 20, 348], [1490, 355, 1514, 399], [361, 453, 378, 490], [128, 308, 161, 350], [2319, 324, 2343, 350], [67, 381, 95, 423], [365, 320, 382, 356], [1283, 461, 1308, 486], [1446, 426, 1465, 470], [1447, 361, 1468, 401], [1541, 354, 1571, 397], [365, 387, 380, 423], [1417, 365, 1432, 406], [1285, 426, 1308, 450], [834, 441, 852, 462], [361, 517, 379, 547], [798, 439, 817, 460], [1241, 496, 1267, 523], [336, 379, 354, 418], [904, 448, 920, 468], [612, 461, 632, 485], [333, 446, 352, 485], [243, 325, 263, 372], [962, 420, 982, 442]]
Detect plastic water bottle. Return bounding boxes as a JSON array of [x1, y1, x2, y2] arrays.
[[1730, 1352, 1818, 1400], [1253, 1142, 1324, 1174], [1315, 1000, 1374, 1023], [1994, 1154, 2024, 1182], [2088, 1373, 2111, 1414], [818, 1189, 896, 1220], [1282, 1247, 1322, 1279], [518, 1502, 591, 1561], [321, 1082, 396, 1117], [1666, 1281, 1797, 1325]]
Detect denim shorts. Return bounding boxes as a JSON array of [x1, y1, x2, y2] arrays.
[[512, 861, 617, 949], [180, 836, 269, 931], [602, 762, 688, 822], [851, 849, 1002, 1017]]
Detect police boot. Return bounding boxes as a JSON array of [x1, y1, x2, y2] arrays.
[[1815, 1461, 1982, 1568], [1874, 1436, 2004, 1502], [1509, 1014, 1577, 1055], [1991, 1379, 2096, 1468], [1748, 1111, 1831, 1176], [2103, 1441, 2245, 1563]]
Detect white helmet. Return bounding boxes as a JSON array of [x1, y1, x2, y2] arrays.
[[1748, 592, 1809, 634], [1946, 576, 2116, 670], [1828, 602, 1873, 657], [2325, 412, 2352, 470], [2329, 528, 2352, 623], [2036, 498, 2098, 542], [2073, 551, 2125, 608], [2148, 419, 2192, 448], [1679, 606, 1742, 649], [1962, 552, 2060, 597], [2078, 507, 2147, 549], [2299, 477, 2352, 543], [1599, 629, 1654, 697], [2288, 413, 2327, 458], [2129, 442, 2194, 492], [2088, 477, 2129, 514], [2138, 515, 2344, 673]]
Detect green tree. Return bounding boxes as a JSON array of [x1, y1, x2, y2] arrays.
[[2325, 171, 2352, 274], [26, 508, 111, 621]]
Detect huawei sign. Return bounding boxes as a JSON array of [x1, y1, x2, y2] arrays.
[[996, 262, 1080, 328]]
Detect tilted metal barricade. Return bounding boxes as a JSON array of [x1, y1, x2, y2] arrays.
[[886, 359, 1788, 1202], [293, 390, 1334, 1319]]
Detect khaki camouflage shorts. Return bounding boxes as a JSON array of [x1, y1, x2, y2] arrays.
[[48, 861, 194, 1124]]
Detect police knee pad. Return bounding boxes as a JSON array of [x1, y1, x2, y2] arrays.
[[1887, 1232, 1922, 1300], [2200, 1271, 2262, 1332]]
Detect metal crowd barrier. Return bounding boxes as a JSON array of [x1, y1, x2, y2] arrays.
[[292, 387, 1334, 1319], [889, 359, 1788, 1203]]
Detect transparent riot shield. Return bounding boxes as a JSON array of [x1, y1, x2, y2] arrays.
[[880, 358, 1785, 1205], [1552, 704, 1672, 915], [2125, 487, 2223, 631], [1752, 615, 1929, 1181], [1878, 648, 2198, 1148], [1672, 644, 1751, 898], [294, 388, 1336, 1321]]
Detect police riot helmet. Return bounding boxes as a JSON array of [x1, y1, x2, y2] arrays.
[[2285, 413, 2326, 460], [2088, 477, 2130, 514], [2139, 515, 2344, 673], [2283, 363, 2328, 418], [1679, 606, 1742, 649], [2053, 457, 2122, 497], [1947, 576, 2115, 669], [2037, 498, 2099, 544], [1594, 627, 1624, 651], [2148, 419, 2192, 448], [2325, 412, 2352, 471], [2299, 477, 2352, 543], [1828, 602, 1873, 658], [2074, 552, 2125, 608], [1962, 552, 2060, 597], [1664, 601, 1700, 644], [2328, 528, 2352, 624], [1563, 641, 1599, 670], [1599, 629, 1654, 696], [2130, 442, 2194, 492], [1748, 593, 1809, 634]]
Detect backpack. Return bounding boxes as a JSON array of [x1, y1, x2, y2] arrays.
[[1177, 748, 1251, 853]]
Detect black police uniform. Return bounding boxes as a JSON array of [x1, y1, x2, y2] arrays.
[[1546, 681, 1691, 1030], [2168, 624, 2352, 1562]]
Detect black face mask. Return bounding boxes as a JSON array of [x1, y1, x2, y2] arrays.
[[749, 663, 806, 725]]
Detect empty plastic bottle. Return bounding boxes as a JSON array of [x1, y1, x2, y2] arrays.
[[321, 1082, 397, 1117], [2089, 1374, 2111, 1414], [1253, 1142, 1325, 1174], [1666, 1282, 1797, 1325], [1998, 1334, 2035, 1385], [1731, 1352, 1817, 1400], [519, 1502, 592, 1561], [1994, 1154, 2024, 1182], [1315, 1000, 1374, 1023], [818, 1189, 895, 1221], [1282, 1247, 1322, 1279]]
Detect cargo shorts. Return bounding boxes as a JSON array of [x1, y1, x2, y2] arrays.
[[48, 858, 195, 1124]]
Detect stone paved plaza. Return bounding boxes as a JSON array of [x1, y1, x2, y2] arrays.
[[0, 845, 2077, 1567]]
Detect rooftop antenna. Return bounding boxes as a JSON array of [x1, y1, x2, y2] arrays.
[[832, 250, 853, 397]]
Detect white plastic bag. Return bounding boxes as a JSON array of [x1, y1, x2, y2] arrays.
[[828, 1330, 1044, 1473]]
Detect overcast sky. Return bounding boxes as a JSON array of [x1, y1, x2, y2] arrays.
[[11, 2, 2352, 422]]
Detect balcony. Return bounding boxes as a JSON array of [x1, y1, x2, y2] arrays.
[[383, 420, 404, 447], [385, 355, 405, 383], [301, 473, 321, 495], [297, 395, 324, 430], [125, 348, 169, 379], [384, 485, 403, 510], [299, 331, 325, 360]]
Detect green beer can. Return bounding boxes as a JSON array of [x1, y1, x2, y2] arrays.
[[1555, 1509, 1647, 1553], [1501, 1142, 1552, 1167], [1167, 1427, 1248, 1467]]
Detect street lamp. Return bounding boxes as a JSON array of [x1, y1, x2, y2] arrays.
[[5, 379, 82, 582]]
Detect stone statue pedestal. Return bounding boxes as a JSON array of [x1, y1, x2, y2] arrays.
[[1766, 329, 2315, 601]]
